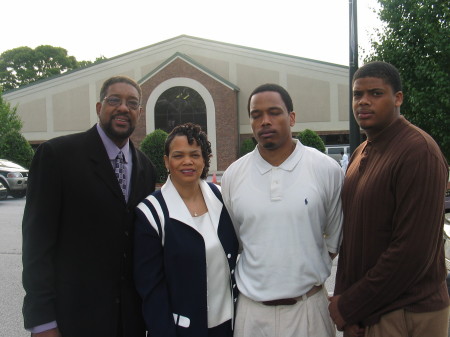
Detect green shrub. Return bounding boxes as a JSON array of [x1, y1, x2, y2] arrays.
[[296, 129, 325, 153], [0, 90, 22, 136], [0, 131, 34, 168], [140, 129, 168, 183], [239, 138, 256, 157]]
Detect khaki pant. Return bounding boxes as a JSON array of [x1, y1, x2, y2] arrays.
[[364, 306, 450, 337], [234, 288, 335, 337]]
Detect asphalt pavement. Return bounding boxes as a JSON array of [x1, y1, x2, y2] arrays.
[[0, 197, 28, 337]]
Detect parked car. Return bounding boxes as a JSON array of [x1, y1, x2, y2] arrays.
[[0, 159, 28, 198], [325, 145, 350, 163], [0, 182, 7, 200]]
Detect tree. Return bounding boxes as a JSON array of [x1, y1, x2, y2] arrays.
[[78, 56, 107, 68], [0, 89, 22, 135], [365, 0, 450, 160], [140, 129, 168, 183], [0, 46, 106, 90], [0, 131, 34, 168], [297, 129, 326, 152], [0, 90, 34, 168]]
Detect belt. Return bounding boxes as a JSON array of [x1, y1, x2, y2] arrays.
[[262, 285, 323, 306]]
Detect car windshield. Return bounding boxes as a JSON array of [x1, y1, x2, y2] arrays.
[[0, 160, 25, 170]]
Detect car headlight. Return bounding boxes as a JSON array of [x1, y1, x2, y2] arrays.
[[7, 172, 23, 178]]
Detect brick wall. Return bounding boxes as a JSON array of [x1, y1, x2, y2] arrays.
[[135, 58, 239, 171]]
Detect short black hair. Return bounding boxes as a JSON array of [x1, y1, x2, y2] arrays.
[[353, 61, 402, 93], [165, 123, 212, 179], [247, 83, 294, 115], [99, 76, 142, 101]]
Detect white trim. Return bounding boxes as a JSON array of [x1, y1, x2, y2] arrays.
[[173, 313, 191, 328], [145, 78, 217, 172], [137, 195, 166, 245]]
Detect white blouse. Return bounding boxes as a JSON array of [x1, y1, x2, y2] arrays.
[[193, 212, 232, 327]]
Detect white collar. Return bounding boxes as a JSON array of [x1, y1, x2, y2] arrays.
[[161, 177, 223, 232], [254, 139, 304, 175]]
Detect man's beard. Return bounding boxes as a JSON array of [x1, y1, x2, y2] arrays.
[[262, 142, 276, 149], [101, 119, 134, 142]]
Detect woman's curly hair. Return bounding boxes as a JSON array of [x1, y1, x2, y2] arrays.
[[164, 123, 212, 179]]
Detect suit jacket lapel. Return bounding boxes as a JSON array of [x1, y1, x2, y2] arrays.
[[85, 126, 125, 203], [128, 141, 144, 206]]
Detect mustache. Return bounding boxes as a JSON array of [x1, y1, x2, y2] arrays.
[[111, 113, 130, 120]]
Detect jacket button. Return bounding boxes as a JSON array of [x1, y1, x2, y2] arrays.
[[227, 254, 231, 258]]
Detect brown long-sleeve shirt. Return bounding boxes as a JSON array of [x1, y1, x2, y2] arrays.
[[334, 116, 449, 326]]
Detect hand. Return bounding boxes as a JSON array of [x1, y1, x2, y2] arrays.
[[32, 328, 61, 337], [343, 324, 365, 337], [328, 295, 346, 330]]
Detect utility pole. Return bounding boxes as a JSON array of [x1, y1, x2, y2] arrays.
[[349, 0, 361, 154]]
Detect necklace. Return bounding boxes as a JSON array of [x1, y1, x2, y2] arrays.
[[181, 186, 205, 217]]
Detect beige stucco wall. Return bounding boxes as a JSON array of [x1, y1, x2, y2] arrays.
[[53, 85, 91, 131], [288, 75, 330, 123], [19, 98, 47, 133], [338, 83, 350, 121]]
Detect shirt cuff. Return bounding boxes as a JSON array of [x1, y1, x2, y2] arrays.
[[27, 321, 57, 333]]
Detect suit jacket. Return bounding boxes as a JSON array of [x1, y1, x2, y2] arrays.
[[134, 178, 239, 337], [22, 125, 157, 337]]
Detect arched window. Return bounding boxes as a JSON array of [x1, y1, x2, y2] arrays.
[[154, 86, 207, 133]]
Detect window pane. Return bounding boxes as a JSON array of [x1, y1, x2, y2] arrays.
[[155, 86, 207, 134]]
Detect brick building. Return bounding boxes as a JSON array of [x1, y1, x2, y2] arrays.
[[3, 35, 350, 172]]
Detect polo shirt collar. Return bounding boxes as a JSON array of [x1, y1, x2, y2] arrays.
[[366, 115, 408, 152], [254, 139, 304, 174]]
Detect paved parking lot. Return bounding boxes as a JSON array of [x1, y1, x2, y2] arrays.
[[0, 197, 28, 337]]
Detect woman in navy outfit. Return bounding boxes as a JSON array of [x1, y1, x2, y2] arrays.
[[134, 123, 239, 337]]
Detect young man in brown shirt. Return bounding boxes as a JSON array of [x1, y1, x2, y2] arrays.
[[329, 61, 449, 337]]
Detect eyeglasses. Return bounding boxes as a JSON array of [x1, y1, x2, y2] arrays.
[[103, 96, 140, 110]]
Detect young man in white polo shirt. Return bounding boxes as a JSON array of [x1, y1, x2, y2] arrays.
[[221, 83, 344, 337]]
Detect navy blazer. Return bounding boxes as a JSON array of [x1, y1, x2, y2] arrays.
[[22, 125, 157, 337], [134, 178, 239, 337]]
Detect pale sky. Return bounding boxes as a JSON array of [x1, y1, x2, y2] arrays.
[[2, 0, 382, 66]]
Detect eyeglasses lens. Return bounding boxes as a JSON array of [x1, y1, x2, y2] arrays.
[[105, 97, 139, 110]]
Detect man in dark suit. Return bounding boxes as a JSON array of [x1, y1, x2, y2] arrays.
[[22, 76, 157, 337]]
